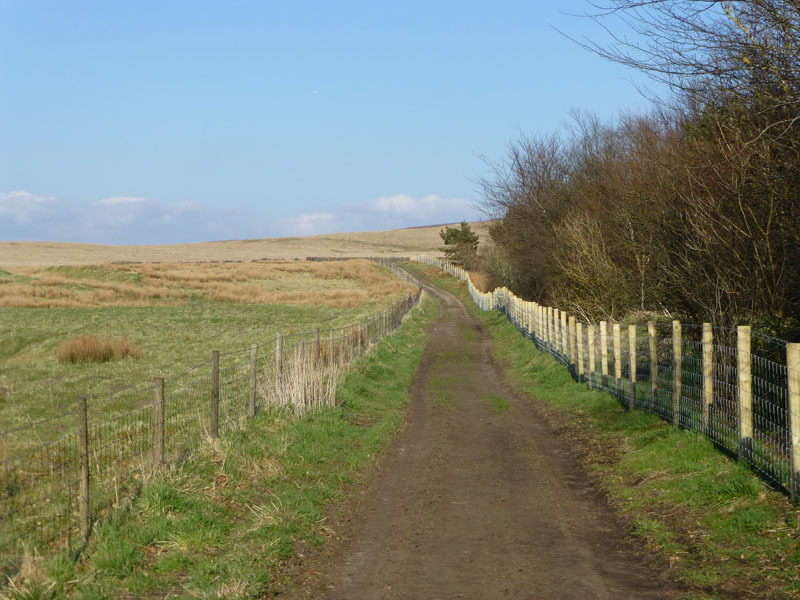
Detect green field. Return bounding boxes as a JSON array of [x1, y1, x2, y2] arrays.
[[0, 261, 413, 452]]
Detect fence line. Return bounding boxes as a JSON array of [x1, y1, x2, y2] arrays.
[[0, 265, 422, 572], [414, 255, 800, 499]]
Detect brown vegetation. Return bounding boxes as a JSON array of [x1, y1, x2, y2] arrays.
[[57, 334, 142, 364], [480, 3, 800, 337], [0, 222, 493, 267], [0, 260, 417, 309]]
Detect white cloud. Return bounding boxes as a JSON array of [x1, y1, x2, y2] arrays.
[[365, 194, 471, 219], [0, 191, 57, 224], [88, 196, 153, 228], [279, 212, 337, 236]]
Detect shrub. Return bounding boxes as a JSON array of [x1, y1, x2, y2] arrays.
[[57, 334, 142, 364]]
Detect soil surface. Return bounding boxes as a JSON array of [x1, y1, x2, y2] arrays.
[[288, 277, 679, 599]]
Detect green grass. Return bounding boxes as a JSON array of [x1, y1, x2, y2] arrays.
[[488, 395, 511, 414], [407, 263, 800, 600], [0, 295, 404, 450], [11, 291, 435, 599]]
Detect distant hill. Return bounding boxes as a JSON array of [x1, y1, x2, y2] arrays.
[[0, 221, 494, 266]]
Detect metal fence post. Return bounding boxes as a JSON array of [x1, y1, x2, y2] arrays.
[[153, 378, 165, 466], [210, 350, 220, 438], [249, 344, 258, 418], [78, 395, 90, 540]]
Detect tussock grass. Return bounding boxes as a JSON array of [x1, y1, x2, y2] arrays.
[[57, 335, 142, 364], [0, 260, 415, 308], [260, 349, 341, 416]]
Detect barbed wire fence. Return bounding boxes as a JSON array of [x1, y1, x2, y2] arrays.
[[0, 261, 422, 575], [414, 255, 800, 500]]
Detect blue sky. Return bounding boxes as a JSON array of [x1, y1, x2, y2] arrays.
[[0, 1, 661, 244]]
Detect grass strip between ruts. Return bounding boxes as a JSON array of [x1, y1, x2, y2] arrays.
[[15, 291, 435, 600], [406, 263, 800, 600]]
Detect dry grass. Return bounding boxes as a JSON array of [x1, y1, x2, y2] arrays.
[[0, 221, 494, 267], [57, 334, 142, 364], [0, 260, 416, 308], [260, 348, 341, 416], [468, 270, 491, 293]]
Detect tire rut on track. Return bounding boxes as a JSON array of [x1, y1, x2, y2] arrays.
[[292, 276, 679, 599]]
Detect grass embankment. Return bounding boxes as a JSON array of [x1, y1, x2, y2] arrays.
[[9, 291, 435, 600], [0, 261, 415, 450], [406, 263, 800, 600]]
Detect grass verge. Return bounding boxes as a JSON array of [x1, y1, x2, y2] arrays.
[[10, 292, 435, 599], [406, 263, 800, 600]]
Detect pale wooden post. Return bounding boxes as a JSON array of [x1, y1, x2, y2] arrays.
[[787, 343, 800, 499], [153, 377, 165, 465], [648, 321, 657, 410], [329, 330, 335, 364], [588, 325, 596, 389], [249, 344, 257, 418], [576, 322, 584, 383], [534, 303, 540, 340], [569, 315, 577, 377], [672, 321, 682, 428], [561, 310, 568, 357], [78, 395, 90, 539], [702, 323, 713, 431], [340, 329, 345, 367], [628, 325, 636, 409], [613, 323, 622, 397], [545, 307, 552, 349], [600, 321, 609, 389], [210, 350, 220, 438], [737, 325, 753, 458], [350, 325, 355, 362]]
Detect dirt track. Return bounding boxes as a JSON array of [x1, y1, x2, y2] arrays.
[[293, 277, 677, 599]]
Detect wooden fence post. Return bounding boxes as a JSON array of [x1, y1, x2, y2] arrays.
[[738, 325, 753, 459], [561, 310, 568, 357], [588, 325, 596, 389], [569, 315, 577, 377], [329, 330, 335, 364], [648, 321, 657, 411], [672, 321, 682, 428], [210, 350, 220, 438], [545, 307, 552, 349], [153, 377, 165, 466], [340, 329, 345, 367], [600, 321, 609, 389], [788, 343, 800, 499], [628, 325, 636, 409], [78, 395, 90, 540], [315, 328, 321, 365], [613, 323, 622, 398], [703, 323, 713, 431], [577, 322, 584, 383], [350, 325, 355, 362], [249, 344, 257, 418]]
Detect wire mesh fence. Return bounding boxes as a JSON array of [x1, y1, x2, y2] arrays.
[[414, 254, 800, 502], [0, 269, 422, 574]]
